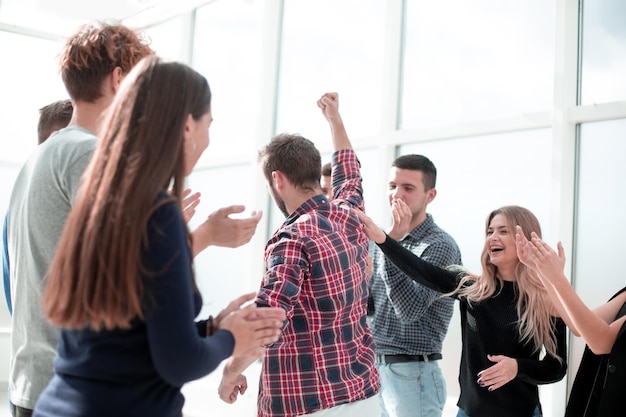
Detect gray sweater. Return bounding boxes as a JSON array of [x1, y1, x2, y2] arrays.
[[7, 126, 97, 410]]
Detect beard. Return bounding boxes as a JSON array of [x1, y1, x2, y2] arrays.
[[269, 182, 289, 218]]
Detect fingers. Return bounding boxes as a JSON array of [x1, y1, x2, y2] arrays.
[[217, 204, 245, 216], [229, 292, 257, 308], [477, 355, 518, 392], [557, 241, 565, 260], [245, 306, 286, 321]]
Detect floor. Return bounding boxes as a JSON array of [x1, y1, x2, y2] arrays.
[[0, 364, 458, 417], [182, 361, 459, 417], [0, 386, 11, 417]]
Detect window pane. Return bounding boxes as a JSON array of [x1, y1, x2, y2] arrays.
[[144, 15, 190, 62], [186, 164, 262, 317], [192, 1, 264, 160], [581, 0, 626, 104], [401, 0, 555, 129], [399, 129, 553, 274], [575, 119, 626, 312], [0, 32, 66, 163], [276, 0, 386, 144], [572, 118, 626, 391]]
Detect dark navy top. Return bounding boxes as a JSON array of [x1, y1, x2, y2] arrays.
[[34, 197, 235, 417]]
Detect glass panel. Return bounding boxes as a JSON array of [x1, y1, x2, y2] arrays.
[[185, 164, 262, 317], [144, 15, 190, 62], [576, 119, 626, 322], [192, 1, 264, 160], [0, 32, 66, 163], [398, 129, 553, 273], [581, 0, 626, 104], [401, 0, 555, 129], [572, 118, 626, 391], [276, 0, 386, 144]]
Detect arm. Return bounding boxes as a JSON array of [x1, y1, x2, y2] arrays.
[[317, 92, 350, 151], [516, 317, 568, 384], [3, 213, 11, 315], [317, 93, 364, 210], [516, 227, 626, 354], [355, 209, 461, 294], [378, 241, 460, 321], [144, 202, 282, 386], [479, 317, 568, 390]]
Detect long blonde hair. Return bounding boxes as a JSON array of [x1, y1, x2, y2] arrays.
[[453, 206, 560, 359]]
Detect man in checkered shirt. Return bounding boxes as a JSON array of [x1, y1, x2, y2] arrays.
[[368, 154, 462, 417], [218, 92, 379, 417]]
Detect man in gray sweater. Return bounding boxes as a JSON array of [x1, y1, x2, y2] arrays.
[[6, 22, 153, 416]]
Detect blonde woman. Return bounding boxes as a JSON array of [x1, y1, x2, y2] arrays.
[[356, 205, 566, 417]]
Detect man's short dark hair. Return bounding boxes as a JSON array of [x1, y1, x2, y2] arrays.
[[392, 154, 437, 190], [258, 133, 321, 192], [322, 162, 332, 177], [37, 99, 73, 144]]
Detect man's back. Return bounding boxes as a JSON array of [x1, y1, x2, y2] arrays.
[[256, 149, 378, 417], [8, 127, 96, 409]]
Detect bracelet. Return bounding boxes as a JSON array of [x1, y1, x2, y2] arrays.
[[207, 315, 215, 336]]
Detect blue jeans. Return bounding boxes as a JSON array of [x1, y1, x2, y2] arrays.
[[377, 360, 446, 417], [456, 406, 542, 417]]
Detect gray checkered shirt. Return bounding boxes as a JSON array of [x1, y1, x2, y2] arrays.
[[368, 213, 462, 355]]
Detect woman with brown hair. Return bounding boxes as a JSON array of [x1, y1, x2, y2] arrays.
[[32, 56, 285, 417], [356, 204, 567, 417]]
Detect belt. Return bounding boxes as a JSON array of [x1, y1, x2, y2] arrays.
[[375, 353, 442, 363]]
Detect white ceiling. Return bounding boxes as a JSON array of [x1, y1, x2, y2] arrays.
[[0, 0, 218, 36]]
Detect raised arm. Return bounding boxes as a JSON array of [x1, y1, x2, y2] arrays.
[[317, 92, 351, 151], [516, 226, 626, 354]]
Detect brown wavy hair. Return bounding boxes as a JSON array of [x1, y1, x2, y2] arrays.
[[60, 21, 153, 102], [44, 56, 212, 330], [258, 133, 322, 193]]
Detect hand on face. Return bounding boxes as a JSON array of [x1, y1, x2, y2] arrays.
[[388, 198, 413, 241]]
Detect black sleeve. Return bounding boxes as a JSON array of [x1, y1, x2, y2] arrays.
[[377, 234, 462, 295], [517, 317, 568, 384]]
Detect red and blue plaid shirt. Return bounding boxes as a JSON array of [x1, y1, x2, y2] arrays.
[[256, 149, 379, 417]]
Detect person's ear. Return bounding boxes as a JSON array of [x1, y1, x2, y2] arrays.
[[183, 114, 196, 154], [426, 188, 437, 204], [271, 171, 285, 191], [110, 67, 124, 94]]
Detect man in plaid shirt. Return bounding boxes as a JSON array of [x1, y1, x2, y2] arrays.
[[218, 92, 379, 417]]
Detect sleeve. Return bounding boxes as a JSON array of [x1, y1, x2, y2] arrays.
[[516, 317, 568, 384], [379, 240, 461, 321], [144, 201, 235, 386], [377, 235, 461, 295], [255, 236, 307, 319], [2, 213, 11, 315], [331, 149, 364, 211]]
